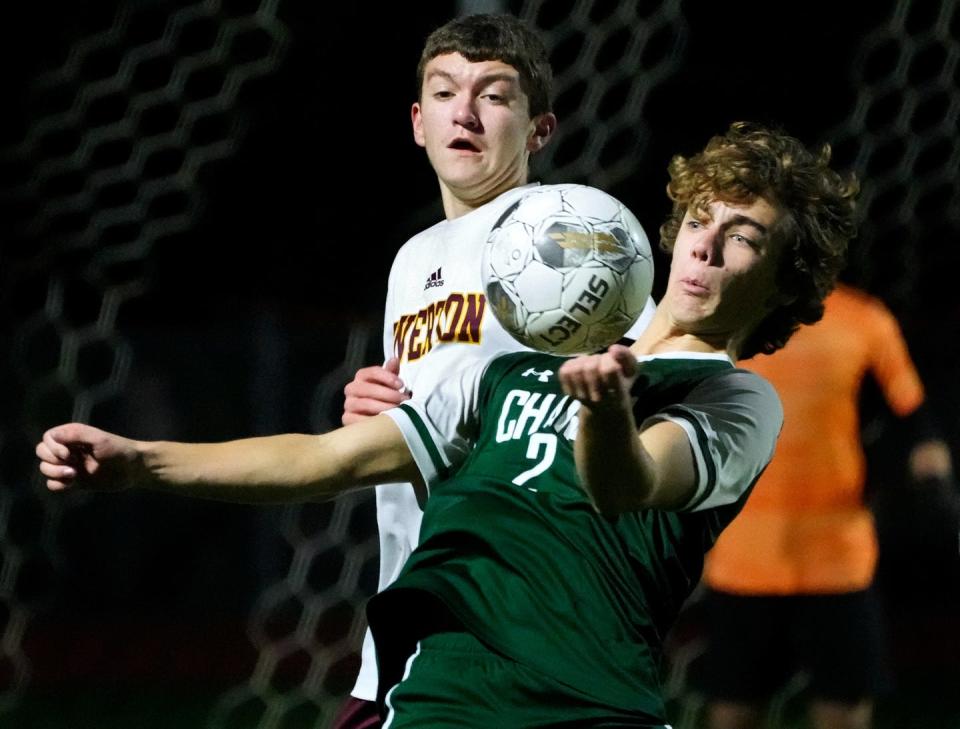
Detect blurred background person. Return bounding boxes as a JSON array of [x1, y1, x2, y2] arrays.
[[693, 282, 956, 729]]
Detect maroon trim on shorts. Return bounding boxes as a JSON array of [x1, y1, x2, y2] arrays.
[[329, 696, 382, 729]]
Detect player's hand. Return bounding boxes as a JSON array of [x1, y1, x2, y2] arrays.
[[559, 344, 638, 414], [908, 439, 953, 481], [342, 358, 410, 425], [36, 423, 141, 493]]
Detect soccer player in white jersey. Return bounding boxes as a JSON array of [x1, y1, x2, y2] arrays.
[[38, 122, 858, 729], [338, 14, 655, 725]]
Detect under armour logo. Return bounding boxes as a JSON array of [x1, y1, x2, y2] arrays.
[[521, 367, 554, 383]]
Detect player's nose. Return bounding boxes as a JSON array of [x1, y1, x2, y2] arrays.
[[453, 99, 480, 130], [690, 229, 721, 265]]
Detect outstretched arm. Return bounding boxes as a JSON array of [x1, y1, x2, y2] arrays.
[[36, 416, 421, 503], [559, 345, 696, 515]]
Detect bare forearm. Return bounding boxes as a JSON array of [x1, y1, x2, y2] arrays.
[[39, 417, 416, 499], [137, 434, 351, 503], [135, 417, 418, 503], [575, 407, 654, 515], [559, 345, 665, 514], [575, 409, 697, 515]]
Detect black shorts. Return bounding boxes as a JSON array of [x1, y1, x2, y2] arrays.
[[693, 588, 890, 703]]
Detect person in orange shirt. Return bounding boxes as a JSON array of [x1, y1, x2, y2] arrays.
[[696, 283, 954, 729]]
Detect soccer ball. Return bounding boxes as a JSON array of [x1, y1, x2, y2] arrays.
[[482, 184, 654, 354]]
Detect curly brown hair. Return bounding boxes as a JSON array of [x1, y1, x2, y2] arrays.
[[416, 14, 553, 118], [660, 122, 859, 359]]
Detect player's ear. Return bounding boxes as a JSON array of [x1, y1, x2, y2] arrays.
[[527, 112, 557, 153], [411, 102, 426, 148]]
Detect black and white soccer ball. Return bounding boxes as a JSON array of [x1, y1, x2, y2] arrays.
[[482, 184, 654, 354]]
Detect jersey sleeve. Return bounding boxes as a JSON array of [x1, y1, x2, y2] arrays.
[[622, 296, 657, 341], [382, 358, 489, 497], [643, 369, 783, 512]]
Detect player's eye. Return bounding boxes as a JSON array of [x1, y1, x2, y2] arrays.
[[729, 232, 759, 249]]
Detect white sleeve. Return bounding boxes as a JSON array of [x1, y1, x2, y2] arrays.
[[382, 358, 489, 497], [622, 296, 657, 341], [642, 369, 783, 512]]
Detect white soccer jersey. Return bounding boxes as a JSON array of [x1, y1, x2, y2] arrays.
[[351, 183, 657, 699]]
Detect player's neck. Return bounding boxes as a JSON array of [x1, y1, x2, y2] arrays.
[[438, 174, 530, 220], [630, 309, 734, 359]]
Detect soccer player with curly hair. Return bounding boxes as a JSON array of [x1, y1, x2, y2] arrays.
[[37, 123, 857, 727]]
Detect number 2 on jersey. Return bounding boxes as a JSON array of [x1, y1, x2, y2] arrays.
[[512, 433, 557, 489]]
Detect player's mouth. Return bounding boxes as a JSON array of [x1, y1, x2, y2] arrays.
[[448, 138, 481, 153], [679, 277, 710, 296]]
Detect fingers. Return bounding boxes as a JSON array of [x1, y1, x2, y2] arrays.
[[345, 381, 411, 406], [42, 427, 74, 461], [350, 364, 405, 390], [559, 347, 638, 409], [37, 423, 135, 494], [342, 392, 410, 425], [383, 357, 401, 375], [39, 460, 77, 490], [607, 344, 638, 379], [36, 437, 78, 491], [559, 354, 606, 402], [36, 440, 60, 465], [342, 364, 411, 425]]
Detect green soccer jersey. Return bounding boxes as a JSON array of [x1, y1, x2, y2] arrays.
[[371, 350, 782, 721]]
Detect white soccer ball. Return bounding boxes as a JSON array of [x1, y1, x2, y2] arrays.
[[482, 184, 654, 354]]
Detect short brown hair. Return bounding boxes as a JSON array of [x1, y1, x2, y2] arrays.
[[417, 14, 553, 118], [660, 122, 859, 359]]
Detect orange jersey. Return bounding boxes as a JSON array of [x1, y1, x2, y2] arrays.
[[703, 285, 924, 594]]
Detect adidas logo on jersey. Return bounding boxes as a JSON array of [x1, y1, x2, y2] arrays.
[[424, 267, 444, 290]]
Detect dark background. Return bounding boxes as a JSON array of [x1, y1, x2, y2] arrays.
[[1, 1, 958, 727]]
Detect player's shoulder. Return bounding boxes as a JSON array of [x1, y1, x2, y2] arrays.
[[482, 350, 569, 383], [519, 183, 618, 205], [637, 352, 734, 383], [645, 354, 780, 412], [696, 358, 779, 397], [393, 217, 448, 257], [715, 366, 783, 423], [829, 284, 893, 318], [827, 284, 903, 341], [726, 366, 780, 399], [536, 182, 603, 193], [386, 218, 454, 290]]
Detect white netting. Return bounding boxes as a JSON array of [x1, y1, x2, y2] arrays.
[[825, 0, 960, 308], [210, 324, 381, 728], [0, 0, 288, 718], [519, 0, 687, 188]]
